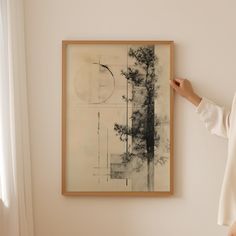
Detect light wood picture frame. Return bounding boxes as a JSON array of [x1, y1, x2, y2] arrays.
[[62, 40, 174, 196]]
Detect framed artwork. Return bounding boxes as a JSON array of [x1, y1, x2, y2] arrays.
[[62, 40, 174, 196]]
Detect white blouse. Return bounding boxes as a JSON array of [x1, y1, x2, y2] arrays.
[[195, 93, 236, 226]]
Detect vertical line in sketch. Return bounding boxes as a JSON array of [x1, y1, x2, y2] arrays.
[[126, 46, 129, 156], [106, 128, 109, 182], [125, 45, 129, 187], [97, 111, 100, 183], [89, 62, 92, 104], [98, 58, 101, 102]]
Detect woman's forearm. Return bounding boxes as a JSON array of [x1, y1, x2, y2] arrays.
[[187, 93, 202, 107]]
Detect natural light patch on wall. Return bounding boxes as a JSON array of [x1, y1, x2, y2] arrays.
[[0, 6, 9, 208]]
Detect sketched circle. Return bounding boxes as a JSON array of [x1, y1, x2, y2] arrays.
[[74, 63, 115, 104]]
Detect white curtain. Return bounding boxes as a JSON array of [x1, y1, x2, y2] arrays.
[[0, 0, 34, 235]]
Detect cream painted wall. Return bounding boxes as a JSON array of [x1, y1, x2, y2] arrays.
[[24, 0, 236, 235]]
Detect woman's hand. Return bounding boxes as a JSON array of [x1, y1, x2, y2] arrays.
[[229, 221, 236, 236], [169, 77, 202, 107]]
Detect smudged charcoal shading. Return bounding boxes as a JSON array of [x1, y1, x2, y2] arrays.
[[114, 45, 161, 191]]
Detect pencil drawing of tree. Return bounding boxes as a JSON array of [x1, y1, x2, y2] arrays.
[[114, 45, 161, 191]]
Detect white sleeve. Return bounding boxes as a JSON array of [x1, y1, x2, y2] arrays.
[[195, 97, 231, 139]]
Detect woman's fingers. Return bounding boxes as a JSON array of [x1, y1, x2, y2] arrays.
[[174, 77, 185, 83], [169, 79, 179, 91], [169, 76, 201, 106]]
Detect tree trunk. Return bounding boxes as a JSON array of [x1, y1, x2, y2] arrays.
[[147, 154, 154, 191], [146, 87, 155, 191]]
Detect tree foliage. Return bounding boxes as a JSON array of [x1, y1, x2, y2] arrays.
[[114, 46, 162, 165]]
